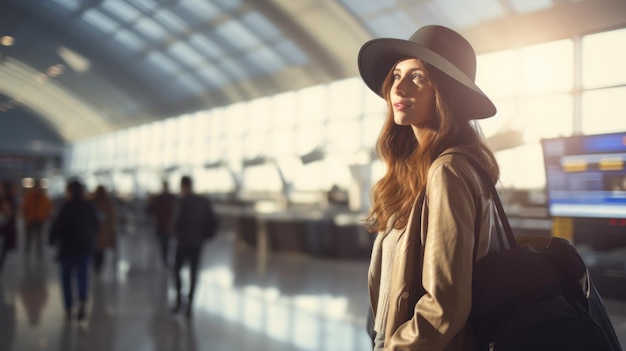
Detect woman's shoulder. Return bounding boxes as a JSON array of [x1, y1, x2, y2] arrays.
[[427, 148, 485, 193], [429, 148, 475, 175]]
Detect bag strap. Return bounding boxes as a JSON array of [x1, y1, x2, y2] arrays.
[[440, 152, 516, 251]]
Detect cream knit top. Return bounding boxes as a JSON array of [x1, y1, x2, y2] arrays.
[[374, 228, 403, 334]]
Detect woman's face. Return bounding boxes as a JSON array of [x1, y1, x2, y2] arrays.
[[389, 58, 435, 127]]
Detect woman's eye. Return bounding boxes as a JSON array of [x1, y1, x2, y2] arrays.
[[392, 72, 424, 81]]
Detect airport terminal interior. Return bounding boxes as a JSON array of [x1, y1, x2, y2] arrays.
[[1, 0, 626, 350]]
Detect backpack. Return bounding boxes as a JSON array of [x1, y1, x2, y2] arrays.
[[471, 238, 619, 351], [465, 154, 622, 351]]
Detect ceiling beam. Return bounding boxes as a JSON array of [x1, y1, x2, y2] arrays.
[[464, 0, 626, 54]]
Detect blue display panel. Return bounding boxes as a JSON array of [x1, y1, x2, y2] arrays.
[[541, 132, 626, 219]]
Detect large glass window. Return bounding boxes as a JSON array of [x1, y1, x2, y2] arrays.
[[241, 164, 284, 193], [362, 86, 385, 116], [296, 123, 324, 156], [292, 161, 329, 191], [137, 124, 151, 169], [581, 28, 626, 135], [476, 39, 574, 189], [244, 133, 268, 160], [519, 40, 573, 95], [362, 115, 383, 151], [510, 94, 573, 143], [149, 121, 165, 168], [583, 28, 626, 89], [200, 167, 238, 193], [248, 97, 272, 134], [223, 105, 245, 169], [326, 119, 361, 154], [162, 118, 179, 167], [272, 91, 296, 130], [582, 87, 626, 135], [495, 145, 546, 189], [328, 77, 363, 119], [127, 127, 140, 169], [245, 98, 272, 159], [136, 169, 160, 195], [297, 85, 327, 124], [106, 134, 116, 171], [269, 130, 295, 158], [191, 111, 209, 167], [477, 49, 517, 101], [69, 28, 626, 196], [362, 88, 386, 154], [206, 110, 224, 163], [114, 130, 130, 170], [176, 114, 194, 166]]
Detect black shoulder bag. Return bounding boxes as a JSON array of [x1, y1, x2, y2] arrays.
[[466, 156, 622, 351]]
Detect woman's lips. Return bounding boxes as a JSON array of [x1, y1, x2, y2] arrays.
[[394, 101, 412, 110]]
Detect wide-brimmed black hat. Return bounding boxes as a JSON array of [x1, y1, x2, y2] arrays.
[[358, 25, 496, 119]]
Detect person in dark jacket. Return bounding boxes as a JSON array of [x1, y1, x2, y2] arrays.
[[0, 181, 18, 275], [170, 175, 217, 317], [49, 180, 100, 320]]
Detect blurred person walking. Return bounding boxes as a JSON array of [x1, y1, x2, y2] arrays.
[[91, 185, 117, 276], [148, 180, 176, 267], [170, 175, 218, 317], [21, 179, 53, 257], [49, 180, 100, 321], [0, 182, 18, 275]]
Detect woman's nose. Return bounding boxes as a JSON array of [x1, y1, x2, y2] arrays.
[[394, 82, 406, 97]]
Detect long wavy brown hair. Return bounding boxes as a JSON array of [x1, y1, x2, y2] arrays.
[[365, 58, 499, 233]]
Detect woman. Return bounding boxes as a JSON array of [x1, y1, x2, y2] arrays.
[[91, 185, 117, 275], [358, 25, 499, 350]]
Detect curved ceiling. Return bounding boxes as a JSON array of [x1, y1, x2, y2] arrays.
[[0, 0, 625, 142]]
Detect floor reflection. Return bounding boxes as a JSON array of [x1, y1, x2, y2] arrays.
[[0, 227, 371, 351], [18, 258, 49, 327], [2, 226, 624, 351], [0, 281, 16, 350]]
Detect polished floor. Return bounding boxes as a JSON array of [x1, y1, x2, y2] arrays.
[[1, 224, 625, 351]]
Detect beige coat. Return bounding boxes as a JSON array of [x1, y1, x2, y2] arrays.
[[368, 151, 495, 351]]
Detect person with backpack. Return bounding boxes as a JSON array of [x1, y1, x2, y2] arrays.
[[169, 175, 218, 317], [359, 25, 622, 351], [358, 25, 500, 350]]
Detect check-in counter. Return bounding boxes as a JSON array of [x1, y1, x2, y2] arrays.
[[214, 202, 374, 260], [212, 190, 562, 261]]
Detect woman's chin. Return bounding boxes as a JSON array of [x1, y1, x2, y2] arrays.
[[393, 117, 411, 126]]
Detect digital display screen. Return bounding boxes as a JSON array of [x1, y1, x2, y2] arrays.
[[541, 132, 626, 219]]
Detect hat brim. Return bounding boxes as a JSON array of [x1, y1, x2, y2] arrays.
[[358, 38, 496, 120]]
